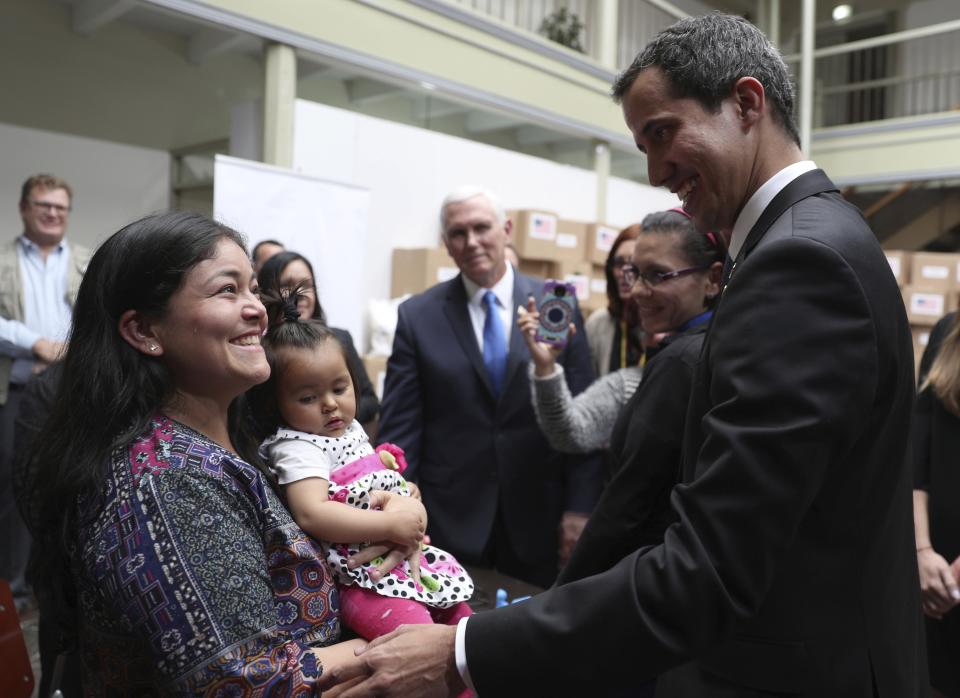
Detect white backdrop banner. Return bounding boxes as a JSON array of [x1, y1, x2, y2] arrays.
[[213, 154, 371, 347]]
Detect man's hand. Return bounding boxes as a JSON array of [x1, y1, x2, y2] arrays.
[[558, 511, 589, 567], [31, 337, 66, 363], [319, 624, 465, 698]]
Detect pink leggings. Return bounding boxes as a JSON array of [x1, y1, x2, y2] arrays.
[[339, 585, 473, 641]]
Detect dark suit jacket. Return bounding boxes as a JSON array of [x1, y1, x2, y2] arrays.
[[557, 324, 706, 586], [377, 270, 603, 582], [465, 170, 926, 696]]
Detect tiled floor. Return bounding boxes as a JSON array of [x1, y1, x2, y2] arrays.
[[20, 605, 41, 698]]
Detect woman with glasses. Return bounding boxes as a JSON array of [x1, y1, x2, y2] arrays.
[[258, 251, 380, 433], [518, 209, 723, 588], [584, 225, 644, 377]]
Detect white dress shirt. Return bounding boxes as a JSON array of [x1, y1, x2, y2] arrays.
[[461, 262, 515, 351], [727, 160, 817, 261]]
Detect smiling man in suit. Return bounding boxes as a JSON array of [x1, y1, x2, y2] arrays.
[[376, 186, 602, 589], [325, 16, 924, 698]]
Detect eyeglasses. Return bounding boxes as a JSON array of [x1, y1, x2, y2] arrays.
[[608, 255, 633, 270], [30, 200, 70, 214], [621, 263, 709, 288]]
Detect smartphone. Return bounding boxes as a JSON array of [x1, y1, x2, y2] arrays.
[[536, 280, 577, 348]]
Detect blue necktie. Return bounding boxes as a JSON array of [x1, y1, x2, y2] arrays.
[[482, 290, 508, 396]]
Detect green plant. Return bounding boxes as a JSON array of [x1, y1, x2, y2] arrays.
[[539, 6, 585, 53]]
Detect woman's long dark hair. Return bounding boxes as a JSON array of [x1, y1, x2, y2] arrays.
[[604, 224, 642, 320], [27, 210, 263, 642], [258, 251, 327, 323]]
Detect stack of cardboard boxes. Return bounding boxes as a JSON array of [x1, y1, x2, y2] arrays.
[[388, 209, 621, 316], [375, 212, 623, 390], [888, 249, 960, 375]]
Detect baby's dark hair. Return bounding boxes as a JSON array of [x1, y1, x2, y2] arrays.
[[248, 283, 359, 439]]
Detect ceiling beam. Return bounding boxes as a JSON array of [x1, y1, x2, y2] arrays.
[[465, 111, 522, 134], [72, 0, 135, 35], [188, 28, 250, 64], [346, 78, 404, 105], [412, 99, 469, 120], [515, 125, 578, 146], [863, 182, 913, 219]]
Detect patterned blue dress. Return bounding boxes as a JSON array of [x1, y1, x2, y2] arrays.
[[72, 416, 340, 695]]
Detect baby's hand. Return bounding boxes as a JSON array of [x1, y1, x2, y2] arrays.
[[386, 497, 427, 549]]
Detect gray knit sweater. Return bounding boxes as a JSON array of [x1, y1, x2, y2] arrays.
[[530, 363, 643, 453]]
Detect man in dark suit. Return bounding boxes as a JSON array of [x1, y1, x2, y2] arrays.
[[326, 15, 924, 697], [376, 186, 602, 588]]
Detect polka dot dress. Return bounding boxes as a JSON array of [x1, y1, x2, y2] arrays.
[[262, 422, 474, 609]]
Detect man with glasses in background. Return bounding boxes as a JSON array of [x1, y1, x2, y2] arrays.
[[0, 174, 89, 614]]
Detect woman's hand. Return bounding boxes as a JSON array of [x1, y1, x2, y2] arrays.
[[918, 547, 960, 618], [518, 296, 574, 377]]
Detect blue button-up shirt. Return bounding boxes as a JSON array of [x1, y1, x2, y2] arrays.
[[0, 236, 73, 384]]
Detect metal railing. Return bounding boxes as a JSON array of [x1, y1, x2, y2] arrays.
[[447, 0, 596, 57]]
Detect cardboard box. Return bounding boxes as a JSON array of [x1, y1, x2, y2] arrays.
[[551, 260, 593, 309], [903, 285, 957, 326], [517, 259, 554, 280], [585, 223, 621, 265], [362, 354, 388, 400], [555, 220, 589, 263], [509, 209, 559, 261], [584, 263, 608, 313], [390, 247, 459, 297], [884, 250, 911, 287], [910, 253, 960, 291]]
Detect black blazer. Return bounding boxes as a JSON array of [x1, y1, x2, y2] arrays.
[[558, 324, 706, 585], [464, 170, 926, 697], [377, 271, 603, 579]]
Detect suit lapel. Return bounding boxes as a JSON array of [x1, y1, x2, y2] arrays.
[[736, 169, 838, 267], [442, 275, 497, 398], [502, 273, 533, 395]]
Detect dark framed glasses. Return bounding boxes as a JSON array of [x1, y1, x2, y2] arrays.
[[621, 263, 709, 288]]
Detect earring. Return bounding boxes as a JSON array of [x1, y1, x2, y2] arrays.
[[149, 344, 158, 352]]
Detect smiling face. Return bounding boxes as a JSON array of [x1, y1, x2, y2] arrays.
[[20, 186, 70, 248], [279, 259, 317, 320], [622, 67, 756, 236], [629, 231, 716, 334], [442, 194, 512, 288], [150, 238, 269, 403], [275, 341, 356, 438]]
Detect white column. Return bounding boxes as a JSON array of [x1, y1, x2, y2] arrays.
[[595, 0, 619, 70], [594, 140, 611, 222], [799, 0, 815, 155], [769, 0, 781, 47], [263, 42, 296, 167]]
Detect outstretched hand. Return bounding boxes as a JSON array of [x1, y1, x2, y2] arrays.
[[318, 624, 464, 698], [517, 296, 575, 377]]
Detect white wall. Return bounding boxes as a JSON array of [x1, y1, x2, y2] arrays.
[[288, 99, 676, 310], [0, 121, 171, 250]]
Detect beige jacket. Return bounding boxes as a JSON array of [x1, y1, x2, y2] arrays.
[[0, 238, 90, 405]]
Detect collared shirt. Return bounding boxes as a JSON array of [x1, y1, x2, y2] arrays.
[[1, 236, 73, 383], [460, 262, 515, 351], [727, 160, 817, 261]]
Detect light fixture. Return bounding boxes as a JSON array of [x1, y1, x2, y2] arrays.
[[832, 4, 853, 22]]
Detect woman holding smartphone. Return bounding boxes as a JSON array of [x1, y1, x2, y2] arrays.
[[518, 208, 724, 584]]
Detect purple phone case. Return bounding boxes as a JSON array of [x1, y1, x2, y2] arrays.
[[536, 279, 577, 348]]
